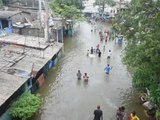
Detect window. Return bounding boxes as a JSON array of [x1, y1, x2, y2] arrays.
[[1, 20, 9, 28]]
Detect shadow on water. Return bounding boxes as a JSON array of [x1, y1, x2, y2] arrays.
[[83, 81, 89, 89]]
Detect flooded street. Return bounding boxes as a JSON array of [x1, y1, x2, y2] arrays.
[[33, 22, 148, 120]]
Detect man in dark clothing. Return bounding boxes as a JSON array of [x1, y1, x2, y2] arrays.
[[91, 47, 94, 54], [94, 106, 103, 120], [98, 50, 101, 57]]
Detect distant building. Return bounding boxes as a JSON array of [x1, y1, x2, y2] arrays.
[[0, 11, 32, 35]]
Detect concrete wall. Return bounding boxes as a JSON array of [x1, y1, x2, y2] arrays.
[[12, 12, 33, 23], [13, 27, 63, 43], [13, 28, 44, 38]]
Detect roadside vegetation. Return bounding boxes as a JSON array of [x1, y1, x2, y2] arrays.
[[10, 92, 41, 120], [94, 0, 116, 7], [113, 0, 160, 118], [94, 0, 116, 12], [51, 0, 84, 21], [0, 0, 3, 7]]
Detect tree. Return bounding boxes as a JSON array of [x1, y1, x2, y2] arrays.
[[0, 0, 3, 7], [51, 0, 83, 20], [94, 0, 116, 12], [53, 0, 84, 9], [112, 0, 160, 109]]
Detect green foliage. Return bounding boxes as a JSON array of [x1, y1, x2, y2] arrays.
[[156, 110, 160, 119], [113, 0, 160, 106], [94, 0, 116, 12], [53, 0, 84, 9], [51, 0, 83, 20], [10, 92, 41, 120], [0, 0, 3, 7], [94, 0, 116, 7], [105, 0, 116, 6]]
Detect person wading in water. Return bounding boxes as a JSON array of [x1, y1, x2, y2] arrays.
[[93, 105, 103, 120], [77, 70, 82, 80]]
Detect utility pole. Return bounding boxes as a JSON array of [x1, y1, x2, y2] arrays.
[[32, 0, 35, 8], [119, 0, 122, 10], [38, 0, 42, 23], [102, 0, 105, 13], [43, 0, 50, 42]]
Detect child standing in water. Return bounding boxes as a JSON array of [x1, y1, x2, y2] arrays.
[[83, 73, 89, 81]]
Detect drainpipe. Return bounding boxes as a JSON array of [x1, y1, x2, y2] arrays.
[[61, 28, 63, 43], [56, 28, 58, 43]]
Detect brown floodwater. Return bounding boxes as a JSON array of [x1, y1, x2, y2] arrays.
[[32, 22, 148, 120]]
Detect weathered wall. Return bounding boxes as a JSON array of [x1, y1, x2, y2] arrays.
[[13, 27, 63, 42], [11, 12, 33, 23], [13, 28, 44, 38]]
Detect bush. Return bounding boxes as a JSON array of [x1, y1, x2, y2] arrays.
[[10, 92, 41, 120]]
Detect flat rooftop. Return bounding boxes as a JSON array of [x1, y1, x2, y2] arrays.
[[0, 34, 63, 107], [0, 72, 26, 106], [0, 34, 49, 50], [0, 11, 21, 19]]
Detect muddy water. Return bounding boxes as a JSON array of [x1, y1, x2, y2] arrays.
[[33, 22, 148, 120]]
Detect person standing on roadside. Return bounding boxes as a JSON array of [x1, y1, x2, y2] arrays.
[[94, 106, 103, 120]]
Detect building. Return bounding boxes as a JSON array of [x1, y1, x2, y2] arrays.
[[0, 11, 32, 35], [0, 34, 63, 120]]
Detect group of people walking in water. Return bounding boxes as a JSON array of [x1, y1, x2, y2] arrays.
[[116, 106, 140, 120], [77, 70, 89, 82], [79, 34, 112, 82], [76, 22, 141, 120], [93, 105, 140, 120], [87, 43, 112, 75]]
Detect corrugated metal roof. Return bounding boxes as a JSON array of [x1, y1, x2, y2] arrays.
[[0, 11, 22, 19]]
